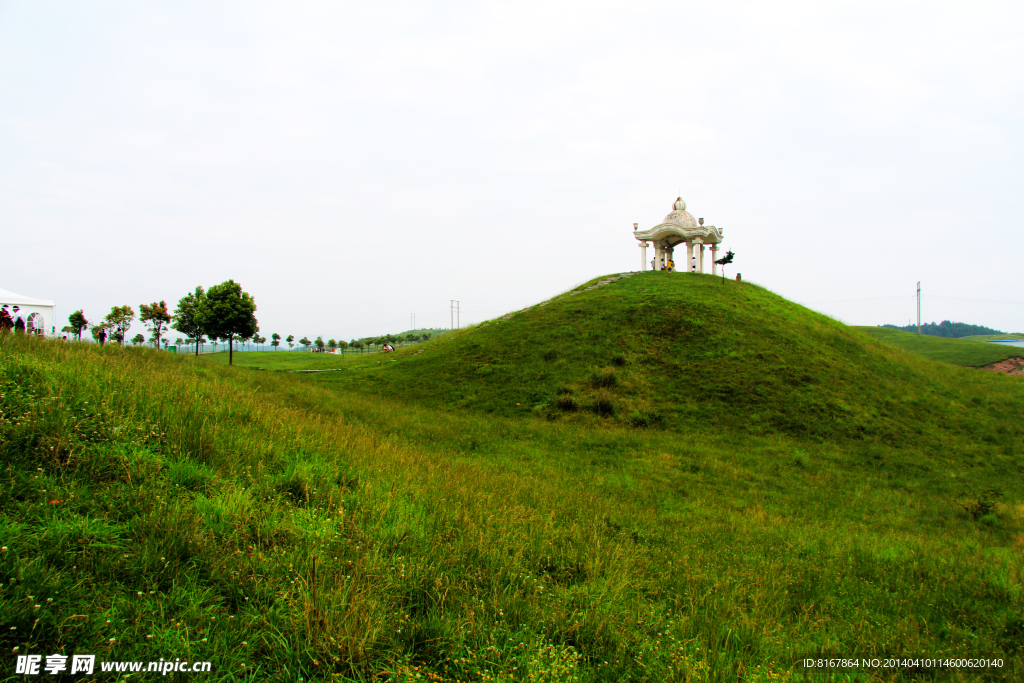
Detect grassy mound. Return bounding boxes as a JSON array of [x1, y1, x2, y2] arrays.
[[857, 327, 1024, 368], [3, 276, 1024, 681], [315, 272, 1024, 447]]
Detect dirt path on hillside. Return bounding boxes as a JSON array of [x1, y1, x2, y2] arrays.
[[980, 357, 1024, 376]]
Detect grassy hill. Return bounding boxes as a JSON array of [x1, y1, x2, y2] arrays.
[[2, 275, 1024, 682], [313, 272, 1024, 447], [858, 327, 1024, 368]]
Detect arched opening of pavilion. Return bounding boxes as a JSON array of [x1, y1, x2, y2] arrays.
[[632, 198, 724, 273], [0, 288, 56, 336]]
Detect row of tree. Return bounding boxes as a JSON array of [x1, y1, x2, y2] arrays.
[[881, 320, 1005, 338], [64, 280, 259, 366], [253, 332, 433, 353]]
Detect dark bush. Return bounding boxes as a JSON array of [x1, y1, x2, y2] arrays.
[[556, 394, 577, 411], [593, 390, 615, 416], [628, 409, 662, 428], [591, 367, 618, 388]]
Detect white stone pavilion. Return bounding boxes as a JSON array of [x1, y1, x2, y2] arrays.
[[633, 198, 724, 273]]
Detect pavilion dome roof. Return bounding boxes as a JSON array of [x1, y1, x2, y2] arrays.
[[662, 198, 697, 228]]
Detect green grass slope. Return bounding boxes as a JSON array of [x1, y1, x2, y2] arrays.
[[962, 333, 1024, 342], [857, 327, 1024, 367], [315, 272, 1024, 448], [3, 279, 1024, 682]]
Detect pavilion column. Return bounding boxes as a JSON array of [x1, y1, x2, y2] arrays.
[[639, 241, 648, 271], [667, 246, 675, 270], [699, 244, 705, 273], [685, 242, 694, 272], [711, 244, 719, 275], [692, 239, 703, 272]]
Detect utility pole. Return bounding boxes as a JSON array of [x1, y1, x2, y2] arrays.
[[916, 282, 921, 335], [450, 300, 460, 329]]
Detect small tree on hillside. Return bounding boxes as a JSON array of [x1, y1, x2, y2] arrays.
[[196, 279, 259, 366], [104, 306, 135, 346], [286, 334, 295, 349], [352, 340, 363, 353], [131, 333, 145, 346], [338, 340, 348, 354], [328, 339, 337, 351], [714, 250, 735, 280], [299, 337, 312, 349], [271, 333, 281, 350], [68, 310, 89, 340], [140, 300, 172, 349], [314, 336, 325, 351], [172, 287, 207, 356]]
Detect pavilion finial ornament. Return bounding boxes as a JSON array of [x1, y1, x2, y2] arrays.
[[632, 196, 724, 274]]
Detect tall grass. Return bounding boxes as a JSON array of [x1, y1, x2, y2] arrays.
[[1, 329, 1022, 681]]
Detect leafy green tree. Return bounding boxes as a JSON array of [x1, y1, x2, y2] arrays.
[[328, 339, 337, 350], [68, 310, 90, 340], [172, 287, 207, 356], [140, 301, 172, 349], [104, 306, 135, 346], [299, 337, 312, 349], [271, 333, 281, 350], [286, 334, 295, 349], [314, 336, 325, 350], [352, 340, 364, 353], [196, 279, 259, 366], [253, 335, 266, 350], [338, 340, 348, 354], [131, 333, 145, 346]]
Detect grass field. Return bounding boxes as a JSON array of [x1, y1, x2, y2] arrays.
[[2, 274, 1023, 682], [961, 333, 1024, 342], [857, 327, 1024, 368]]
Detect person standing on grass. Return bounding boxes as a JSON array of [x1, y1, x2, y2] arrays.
[[668, 259, 675, 271], [97, 328, 107, 346]]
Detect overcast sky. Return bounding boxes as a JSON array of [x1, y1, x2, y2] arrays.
[[3, 0, 1022, 342]]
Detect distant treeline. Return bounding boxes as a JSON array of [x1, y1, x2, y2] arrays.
[[881, 321, 1004, 338]]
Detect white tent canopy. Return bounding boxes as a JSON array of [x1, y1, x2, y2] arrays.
[[0, 287, 55, 336]]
